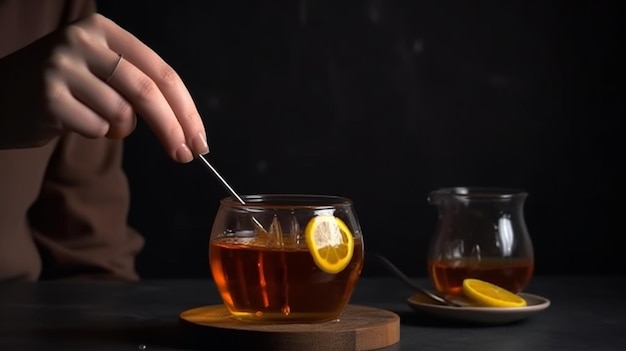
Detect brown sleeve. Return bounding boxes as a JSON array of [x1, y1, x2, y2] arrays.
[[29, 133, 144, 281]]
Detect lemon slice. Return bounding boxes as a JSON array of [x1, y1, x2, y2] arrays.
[[304, 215, 354, 274], [462, 279, 527, 308]]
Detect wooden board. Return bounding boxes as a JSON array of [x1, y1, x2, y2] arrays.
[[179, 304, 400, 351]]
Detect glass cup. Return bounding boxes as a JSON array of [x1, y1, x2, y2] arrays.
[[427, 187, 534, 295], [209, 194, 364, 323]]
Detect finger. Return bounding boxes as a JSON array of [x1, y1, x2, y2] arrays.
[[105, 113, 137, 139], [106, 113, 137, 140], [95, 15, 209, 156], [97, 49, 195, 163], [65, 56, 137, 139], [47, 80, 111, 138]]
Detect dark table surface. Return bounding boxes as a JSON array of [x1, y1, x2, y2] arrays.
[[0, 275, 624, 350]]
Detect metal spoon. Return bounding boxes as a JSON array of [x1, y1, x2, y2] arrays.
[[197, 154, 265, 230], [366, 252, 463, 307]]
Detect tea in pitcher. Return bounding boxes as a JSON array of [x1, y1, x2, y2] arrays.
[[428, 257, 533, 294]]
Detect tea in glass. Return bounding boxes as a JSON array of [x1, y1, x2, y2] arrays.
[[209, 194, 364, 323], [427, 187, 534, 295]]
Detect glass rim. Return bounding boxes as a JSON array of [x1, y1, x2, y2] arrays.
[[429, 187, 528, 199], [220, 194, 353, 209]]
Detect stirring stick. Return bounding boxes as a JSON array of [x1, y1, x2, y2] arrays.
[[197, 154, 265, 230], [198, 154, 246, 205]]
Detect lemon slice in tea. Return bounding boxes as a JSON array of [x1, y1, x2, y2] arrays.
[[462, 278, 527, 308], [304, 215, 354, 274]]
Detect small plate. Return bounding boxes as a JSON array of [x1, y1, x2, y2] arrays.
[[406, 292, 550, 325]]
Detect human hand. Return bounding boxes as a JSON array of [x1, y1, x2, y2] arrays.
[[0, 13, 208, 162]]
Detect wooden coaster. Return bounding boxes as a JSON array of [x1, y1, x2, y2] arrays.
[[179, 304, 400, 351]]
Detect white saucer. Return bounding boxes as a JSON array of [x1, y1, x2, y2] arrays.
[[406, 292, 550, 325]]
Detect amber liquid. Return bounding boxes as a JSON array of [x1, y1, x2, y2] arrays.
[[428, 258, 534, 295], [210, 239, 364, 323]]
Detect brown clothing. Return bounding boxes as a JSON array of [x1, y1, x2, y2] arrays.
[[0, 0, 144, 281]]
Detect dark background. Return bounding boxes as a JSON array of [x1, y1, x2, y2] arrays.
[[95, 1, 623, 279]]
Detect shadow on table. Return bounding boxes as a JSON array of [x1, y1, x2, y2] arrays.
[[9, 322, 193, 350], [393, 310, 532, 329], [12, 322, 404, 350]]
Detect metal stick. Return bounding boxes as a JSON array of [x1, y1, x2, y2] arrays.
[[197, 154, 264, 230], [198, 154, 246, 205]]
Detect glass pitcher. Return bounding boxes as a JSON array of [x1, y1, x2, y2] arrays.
[[427, 187, 534, 295]]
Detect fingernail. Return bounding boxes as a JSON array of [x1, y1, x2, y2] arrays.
[[175, 143, 194, 163], [192, 132, 210, 155]]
